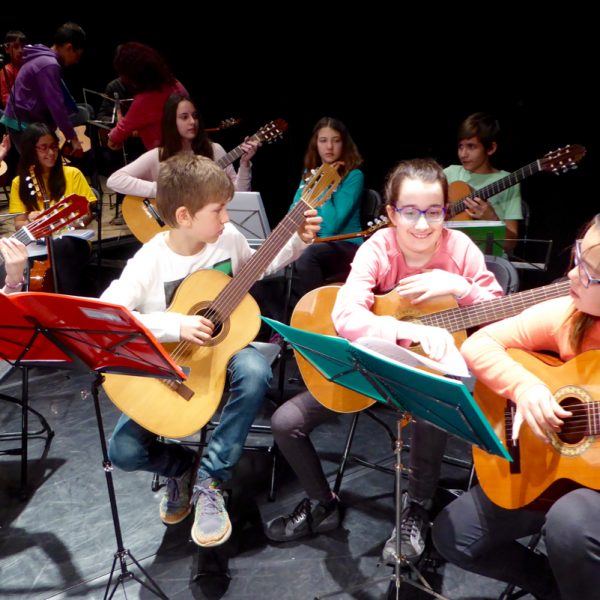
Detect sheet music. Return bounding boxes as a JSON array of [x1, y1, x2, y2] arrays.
[[354, 337, 470, 378]]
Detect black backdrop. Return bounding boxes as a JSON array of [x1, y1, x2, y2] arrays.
[[3, 9, 596, 282]]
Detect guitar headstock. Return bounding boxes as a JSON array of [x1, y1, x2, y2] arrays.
[[252, 119, 288, 144], [27, 165, 49, 207], [365, 215, 390, 235], [219, 117, 241, 130], [299, 163, 342, 209], [540, 144, 586, 175], [25, 194, 90, 240]]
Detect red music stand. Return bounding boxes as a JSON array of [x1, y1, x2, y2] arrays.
[[0, 291, 187, 600]]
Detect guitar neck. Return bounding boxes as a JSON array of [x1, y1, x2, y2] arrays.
[[0, 225, 41, 267], [421, 279, 571, 332], [216, 134, 258, 170], [208, 201, 307, 322], [448, 160, 540, 218]]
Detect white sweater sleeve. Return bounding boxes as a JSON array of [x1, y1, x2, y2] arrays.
[[106, 148, 160, 198]]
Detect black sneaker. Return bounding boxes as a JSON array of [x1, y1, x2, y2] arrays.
[[382, 499, 431, 564], [265, 497, 340, 542]]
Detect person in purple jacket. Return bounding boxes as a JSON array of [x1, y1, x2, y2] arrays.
[[0, 22, 87, 154]]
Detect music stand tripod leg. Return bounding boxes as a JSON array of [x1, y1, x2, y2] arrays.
[[90, 373, 169, 600]]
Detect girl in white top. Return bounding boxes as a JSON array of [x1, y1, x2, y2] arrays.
[[107, 93, 258, 198]]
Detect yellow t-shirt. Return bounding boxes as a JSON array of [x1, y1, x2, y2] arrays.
[[9, 166, 96, 213]]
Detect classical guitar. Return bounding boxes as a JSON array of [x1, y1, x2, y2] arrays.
[[291, 280, 571, 413], [0, 160, 7, 177], [473, 348, 600, 510], [122, 119, 289, 243], [315, 216, 389, 244], [102, 163, 341, 438], [1, 194, 90, 275], [448, 144, 586, 220]]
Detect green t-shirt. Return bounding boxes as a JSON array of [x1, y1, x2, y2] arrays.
[[444, 165, 523, 221]]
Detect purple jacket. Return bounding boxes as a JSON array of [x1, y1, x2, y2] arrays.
[[3, 44, 77, 139]]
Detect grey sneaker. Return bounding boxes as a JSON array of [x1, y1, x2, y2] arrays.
[[382, 497, 431, 564], [159, 467, 195, 525], [265, 497, 340, 542], [191, 479, 232, 547]]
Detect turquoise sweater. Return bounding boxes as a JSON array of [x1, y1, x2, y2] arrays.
[[289, 169, 364, 244]]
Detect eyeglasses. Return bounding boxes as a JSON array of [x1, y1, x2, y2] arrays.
[[574, 239, 600, 288], [393, 205, 446, 224], [35, 143, 59, 153]]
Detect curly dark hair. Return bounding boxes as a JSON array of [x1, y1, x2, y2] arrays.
[[113, 42, 175, 92]]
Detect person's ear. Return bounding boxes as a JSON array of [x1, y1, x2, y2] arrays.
[[487, 141, 498, 157], [175, 205, 192, 226]]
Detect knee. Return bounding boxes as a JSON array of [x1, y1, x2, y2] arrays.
[[271, 401, 302, 440], [108, 432, 147, 472], [233, 349, 272, 392], [545, 489, 598, 559]]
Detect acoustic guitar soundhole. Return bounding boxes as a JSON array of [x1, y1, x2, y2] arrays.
[[190, 302, 229, 345], [557, 396, 585, 445]]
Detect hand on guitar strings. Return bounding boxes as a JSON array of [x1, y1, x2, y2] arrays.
[[395, 269, 472, 304], [180, 314, 215, 345], [513, 383, 572, 443], [298, 209, 322, 244], [240, 137, 260, 167], [0, 238, 28, 283], [397, 321, 455, 362], [463, 196, 498, 220]]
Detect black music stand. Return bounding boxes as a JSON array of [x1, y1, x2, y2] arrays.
[[2, 291, 189, 600], [264, 318, 510, 600]]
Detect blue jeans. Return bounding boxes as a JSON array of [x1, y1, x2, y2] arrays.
[[108, 346, 272, 483]]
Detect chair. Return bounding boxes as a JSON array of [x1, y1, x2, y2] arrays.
[[484, 254, 520, 294]]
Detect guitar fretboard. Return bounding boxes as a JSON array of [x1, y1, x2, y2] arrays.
[[419, 280, 570, 332], [205, 167, 339, 324]]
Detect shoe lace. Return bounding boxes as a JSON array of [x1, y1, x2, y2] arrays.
[[166, 477, 182, 503], [191, 485, 223, 515], [400, 504, 425, 541], [288, 498, 312, 525]]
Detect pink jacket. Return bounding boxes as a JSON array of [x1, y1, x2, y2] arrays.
[[332, 227, 503, 343], [108, 80, 188, 150]]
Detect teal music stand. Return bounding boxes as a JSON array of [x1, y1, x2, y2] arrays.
[[263, 317, 510, 600]]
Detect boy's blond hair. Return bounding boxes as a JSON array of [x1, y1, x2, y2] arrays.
[[157, 153, 234, 226]]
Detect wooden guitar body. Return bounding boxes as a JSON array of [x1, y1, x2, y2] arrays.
[[102, 270, 261, 438], [291, 286, 462, 413], [473, 348, 600, 509]]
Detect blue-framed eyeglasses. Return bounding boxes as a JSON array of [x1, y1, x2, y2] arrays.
[[574, 239, 600, 288], [393, 205, 447, 224]]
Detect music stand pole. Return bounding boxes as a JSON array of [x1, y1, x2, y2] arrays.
[[315, 366, 450, 600], [89, 373, 168, 600]]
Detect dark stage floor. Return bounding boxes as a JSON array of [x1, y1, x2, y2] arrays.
[[0, 353, 528, 600]]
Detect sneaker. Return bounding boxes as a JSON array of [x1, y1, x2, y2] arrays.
[[110, 215, 125, 226], [191, 479, 232, 547], [382, 498, 431, 564], [159, 466, 196, 525], [265, 497, 340, 542]]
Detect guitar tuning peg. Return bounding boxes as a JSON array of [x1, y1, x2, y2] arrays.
[[367, 220, 374, 227]]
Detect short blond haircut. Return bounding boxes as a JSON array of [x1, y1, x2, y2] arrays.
[[157, 153, 234, 226]]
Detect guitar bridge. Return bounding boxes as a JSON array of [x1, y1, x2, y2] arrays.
[[162, 378, 194, 401]]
